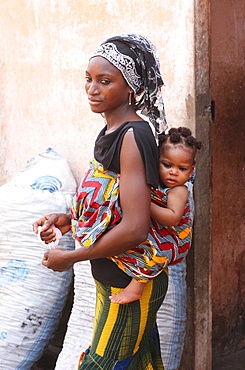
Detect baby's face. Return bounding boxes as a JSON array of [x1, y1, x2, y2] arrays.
[[159, 145, 194, 188]]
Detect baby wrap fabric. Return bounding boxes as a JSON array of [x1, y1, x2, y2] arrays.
[[71, 158, 122, 246], [71, 159, 192, 282]]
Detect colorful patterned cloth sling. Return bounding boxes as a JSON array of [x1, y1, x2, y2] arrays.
[[149, 186, 193, 265], [71, 158, 122, 246], [71, 159, 192, 282]]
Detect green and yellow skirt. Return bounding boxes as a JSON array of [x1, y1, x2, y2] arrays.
[[78, 269, 168, 369]]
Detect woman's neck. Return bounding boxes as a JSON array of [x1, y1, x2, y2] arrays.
[[103, 108, 142, 133]]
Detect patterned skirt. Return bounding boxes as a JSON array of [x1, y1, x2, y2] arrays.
[[78, 269, 168, 369]]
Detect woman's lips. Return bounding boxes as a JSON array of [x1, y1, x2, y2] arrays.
[[88, 98, 102, 106]]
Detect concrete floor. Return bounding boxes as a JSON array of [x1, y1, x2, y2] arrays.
[[32, 347, 245, 370]]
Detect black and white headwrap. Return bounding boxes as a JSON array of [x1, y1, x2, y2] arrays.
[[91, 34, 167, 134]]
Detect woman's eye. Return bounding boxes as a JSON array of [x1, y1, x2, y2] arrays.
[[101, 79, 110, 85], [85, 76, 91, 82]]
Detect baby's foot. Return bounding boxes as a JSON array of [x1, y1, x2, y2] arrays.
[[109, 290, 142, 304]]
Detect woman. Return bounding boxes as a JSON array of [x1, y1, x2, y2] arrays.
[[33, 34, 168, 369]]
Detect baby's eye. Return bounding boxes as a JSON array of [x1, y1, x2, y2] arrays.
[[179, 167, 187, 171], [163, 163, 171, 169]]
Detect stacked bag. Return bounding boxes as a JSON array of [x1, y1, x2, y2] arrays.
[[0, 148, 77, 370]]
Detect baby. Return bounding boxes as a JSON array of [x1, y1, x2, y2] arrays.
[[109, 126, 202, 303]]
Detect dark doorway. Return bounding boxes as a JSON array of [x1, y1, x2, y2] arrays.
[[210, 0, 245, 362]]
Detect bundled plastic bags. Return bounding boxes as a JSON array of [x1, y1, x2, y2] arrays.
[[0, 148, 77, 370]]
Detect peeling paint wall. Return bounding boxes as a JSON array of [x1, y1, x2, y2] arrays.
[[0, 0, 195, 185]]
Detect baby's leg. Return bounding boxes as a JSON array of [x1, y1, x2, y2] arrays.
[[109, 278, 146, 304]]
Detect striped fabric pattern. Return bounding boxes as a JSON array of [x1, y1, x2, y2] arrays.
[[71, 159, 192, 282], [78, 270, 168, 369], [71, 159, 122, 247]]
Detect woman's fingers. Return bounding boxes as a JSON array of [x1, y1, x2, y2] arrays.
[[33, 216, 49, 234]]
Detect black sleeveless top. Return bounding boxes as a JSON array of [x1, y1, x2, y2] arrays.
[[91, 121, 159, 287]]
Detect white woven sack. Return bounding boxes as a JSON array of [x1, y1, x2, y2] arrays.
[[157, 261, 187, 370], [54, 259, 95, 370], [0, 148, 76, 370], [10, 147, 77, 193]]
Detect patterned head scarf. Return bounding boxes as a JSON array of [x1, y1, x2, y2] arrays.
[[91, 34, 167, 134]]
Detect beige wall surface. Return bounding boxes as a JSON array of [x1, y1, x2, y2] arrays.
[[0, 0, 194, 185]]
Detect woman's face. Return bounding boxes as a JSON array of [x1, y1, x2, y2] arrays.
[[85, 56, 130, 114]]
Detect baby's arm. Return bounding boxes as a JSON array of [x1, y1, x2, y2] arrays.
[[150, 186, 188, 226]]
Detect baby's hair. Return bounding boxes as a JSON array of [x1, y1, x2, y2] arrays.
[[158, 126, 202, 159]]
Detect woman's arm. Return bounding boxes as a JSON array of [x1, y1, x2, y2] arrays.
[[41, 130, 152, 271], [150, 186, 188, 226]]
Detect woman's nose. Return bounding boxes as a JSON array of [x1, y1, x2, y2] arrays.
[[87, 82, 99, 95]]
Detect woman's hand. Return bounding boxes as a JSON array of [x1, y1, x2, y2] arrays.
[[33, 213, 72, 244], [33, 212, 91, 272], [42, 248, 73, 272]]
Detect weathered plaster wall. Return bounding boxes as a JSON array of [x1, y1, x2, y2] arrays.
[[0, 0, 195, 185]]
